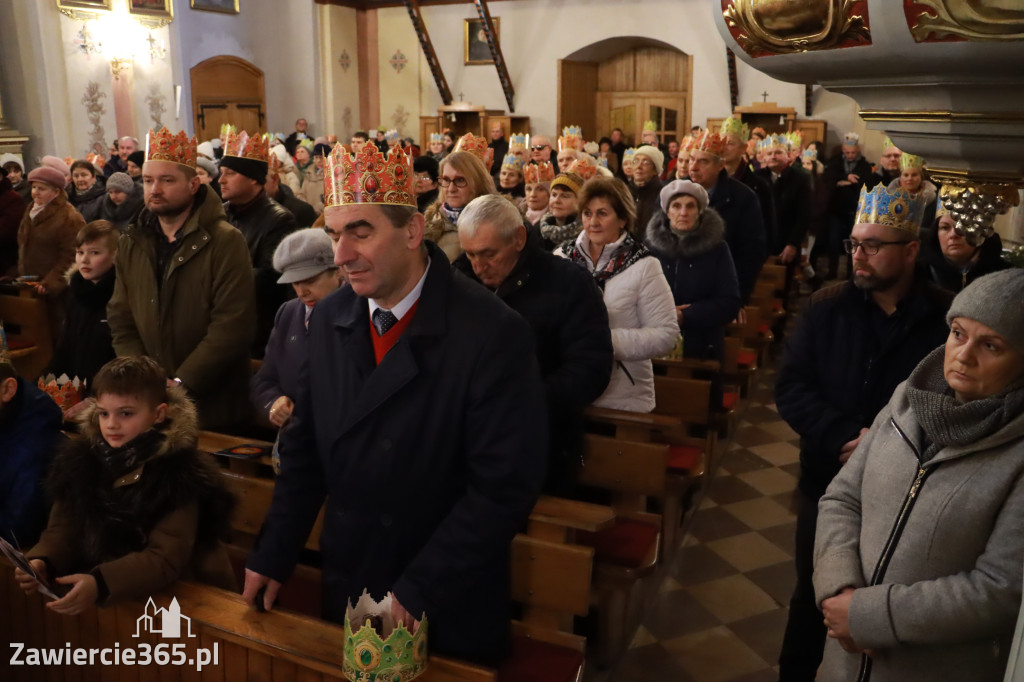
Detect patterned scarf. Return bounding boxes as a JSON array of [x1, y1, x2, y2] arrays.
[[441, 202, 463, 226], [562, 231, 649, 291], [94, 427, 167, 480]]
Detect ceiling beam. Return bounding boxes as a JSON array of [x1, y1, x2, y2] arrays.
[[473, 0, 515, 112], [402, 0, 453, 105]]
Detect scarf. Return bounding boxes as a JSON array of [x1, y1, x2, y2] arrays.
[[525, 206, 546, 226], [540, 214, 581, 246], [563, 231, 649, 291], [94, 427, 167, 481], [440, 202, 463, 226], [905, 346, 1024, 461]]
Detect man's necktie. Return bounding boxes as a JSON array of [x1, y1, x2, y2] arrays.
[[372, 308, 399, 336]]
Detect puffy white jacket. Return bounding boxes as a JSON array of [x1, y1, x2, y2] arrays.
[[557, 231, 678, 412]]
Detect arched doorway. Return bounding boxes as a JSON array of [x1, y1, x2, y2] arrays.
[[558, 38, 691, 146], [190, 56, 266, 140]]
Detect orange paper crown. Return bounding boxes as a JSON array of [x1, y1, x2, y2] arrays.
[[693, 130, 725, 158], [220, 125, 270, 163], [524, 161, 555, 185], [324, 143, 415, 208], [558, 126, 584, 152], [453, 133, 494, 168], [145, 127, 198, 169], [567, 155, 598, 182]]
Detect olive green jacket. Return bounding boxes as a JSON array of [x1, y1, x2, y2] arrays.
[[108, 185, 255, 428]]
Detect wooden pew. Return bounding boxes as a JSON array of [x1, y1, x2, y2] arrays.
[[0, 291, 54, 379]]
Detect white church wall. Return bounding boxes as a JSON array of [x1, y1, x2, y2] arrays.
[[319, 4, 361, 143]]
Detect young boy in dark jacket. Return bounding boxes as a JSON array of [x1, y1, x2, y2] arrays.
[[15, 356, 236, 614]]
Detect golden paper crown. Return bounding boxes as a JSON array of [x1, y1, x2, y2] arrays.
[[679, 135, 696, 153], [785, 131, 803, 149], [843, 131, 860, 147], [508, 132, 529, 151], [501, 154, 525, 173], [899, 153, 926, 170], [802, 147, 818, 161], [762, 134, 789, 151], [429, 133, 444, 144], [344, 592, 427, 682], [220, 125, 270, 163], [558, 126, 583, 152], [855, 185, 926, 234], [524, 161, 555, 184], [694, 130, 725, 158], [622, 148, 636, 164], [719, 116, 750, 142], [453, 133, 493, 167], [324, 143, 415, 208], [882, 136, 898, 151], [145, 127, 198, 169], [642, 120, 658, 133], [568, 155, 598, 182]]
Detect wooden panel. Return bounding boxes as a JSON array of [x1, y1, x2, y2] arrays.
[[793, 119, 827, 146], [556, 60, 598, 140], [654, 377, 711, 423], [357, 8, 380, 132], [597, 50, 635, 93], [190, 56, 266, 140], [420, 115, 441, 148], [509, 535, 593, 617], [634, 47, 688, 93], [579, 434, 670, 497]]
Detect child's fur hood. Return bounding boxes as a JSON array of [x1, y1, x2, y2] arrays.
[[75, 383, 198, 460]]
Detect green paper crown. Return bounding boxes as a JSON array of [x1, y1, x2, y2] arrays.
[[343, 592, 428, 682], [719, 116, 749, 142], [642, 120, 658, 132]]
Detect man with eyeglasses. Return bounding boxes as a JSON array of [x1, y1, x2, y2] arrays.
[[529, 135, 553, 165], [774, 184, 953, 682], [871, 136, 903, 190]]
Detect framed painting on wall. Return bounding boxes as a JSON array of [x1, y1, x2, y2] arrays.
[[191, 0, 239, 14], [464, 17, 499, 65], [128, 0, 173, 21], [56, 0, 112, 13]]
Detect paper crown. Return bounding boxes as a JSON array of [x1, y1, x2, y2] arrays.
[[324, 143, 415, 208], [843, 131, 860, 147], [145, 127, 198, 169], [558, 126, 583, 152], [679, 135, 696, 153], [882, 136, 899, 151], [899, 153, 926, 170], [453, 133, 493, 168], [642, 120, 658, 133], [429, 133, 444, 144], [524, 161, 555, 184], [622, 148, 636, 164], [785, 131, 803, 149], [583, 140, 599, 156], [0, 322, 10, 365], [694, 130, 725, 157], [38, 374, 85, 412], [385, 129, 400, 143], [720, 116, 750, 142], [802, 147, 818, 161], [501, 154, 525, 173], [855, 185, 926, 234], [220, 125, 269, 163], [85, 153, 105, 171], [343, 591, 427, 682], [935, 195, 949, 218], [508, 132, 529, 151], [597, 156, 609, 169], [761, 134, 789, 150], [568, 155, 598, 181]]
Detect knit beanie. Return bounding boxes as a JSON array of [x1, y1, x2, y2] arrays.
[[106, 172, 135, 194], [634, 145, 665, 176], [946, 269, 1024, 357]]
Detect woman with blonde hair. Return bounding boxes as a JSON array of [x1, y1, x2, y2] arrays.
[[423, 150, 496, 261]]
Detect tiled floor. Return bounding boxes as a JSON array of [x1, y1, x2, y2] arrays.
[[590, 360, 803, 682]]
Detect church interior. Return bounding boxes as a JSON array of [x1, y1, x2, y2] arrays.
[[1, 1, 1024, 681]]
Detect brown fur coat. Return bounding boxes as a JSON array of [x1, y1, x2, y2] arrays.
[[17, 190, 84, 296]]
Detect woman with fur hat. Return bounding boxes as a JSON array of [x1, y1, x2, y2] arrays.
[[646, 179, 741, 363], [815, 269, 1024, 682], [17, 164, 85, 297]]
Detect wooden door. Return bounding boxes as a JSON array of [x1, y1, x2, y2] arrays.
[[191, 56, 266, 139], [598, 93, 641, 146], [642, 96, 687, 145]]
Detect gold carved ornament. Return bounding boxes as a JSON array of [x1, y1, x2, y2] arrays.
[[723, 0, 871, 57], [908, 0, 1024, 42]]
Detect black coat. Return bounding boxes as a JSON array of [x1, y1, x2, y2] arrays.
[[756, 164, 811, 250], [734, 162, 776, 252], [47, 269, 116, 386], [273, 184, 318, 228], [870, 167, 899, 190], [453, 237, 613, 494], [224, 192, 298, 356], [250, 297, 308, 418], [417, 187, 439, 214], [247, 243, 547, 664], [824, 154, 874, 217], [645, 208, 741, 361], [488, 138, 509, 175], [919, 224, 1008, 293], [775, 276, 953, 498], [0, 176, 25, 275], [80, 184, 145, 232], [630, 178, 662, 241], [69, 180, 106, 209], [707, 168, 767, 303]]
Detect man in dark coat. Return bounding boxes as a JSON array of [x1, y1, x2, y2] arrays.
[[870, 137, 902, 189], [0, 360, 64, 548], [453, 194, 613, 495], [821, 133, 874, 279], [220, 145, 299, 357], [284, 118, 310, 157], [487, 121, 509, 176], [688, 135, 767, 304], [244, 161, 547, 665], [774, 188, 952, 682], [265, 168, 317, 228], [103, 136, 136, 179], [720, 119, 776, 250], [756, 138, 811, 262]]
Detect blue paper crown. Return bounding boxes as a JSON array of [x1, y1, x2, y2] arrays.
[[501, 154, 525, 172], [855, 185, 925, 234]]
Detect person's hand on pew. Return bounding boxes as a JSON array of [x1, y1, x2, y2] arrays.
[[243, 568, 282, 612], [14, 559, 49, 595], [269, 396, 294, 428], [47, 573, 98, 616]]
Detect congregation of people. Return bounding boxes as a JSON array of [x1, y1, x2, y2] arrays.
[[2, 109, 1023, 681]]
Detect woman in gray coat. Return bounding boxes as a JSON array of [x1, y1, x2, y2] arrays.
[[814, 268, 1024, 682]]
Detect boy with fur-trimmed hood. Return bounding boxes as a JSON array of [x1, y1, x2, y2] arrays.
[[15, 356, 236, 614]]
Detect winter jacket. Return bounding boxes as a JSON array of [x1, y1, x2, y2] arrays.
[[453, 235, 613, 493], [273, 183, 318, 228], [12, 179, 32, 205], [756, 163, 811, 251], [734, 162, 777, 252], [296, 164, 325, 214], [250, 297, 309, 419], [814, 364, 1024, 682], [629, 178, 663, 241], [47, 268, 116, 387], [0, 175, 25, 276], [68, 180, 106, 210], [28, 386, 237, 604], [0, 377, 63, 548], [107, 184, 256, 429], [80, 183, 145, 232], [17, 191, 85, 296], [825, 154, 874, 217], [422, 200, 463, 263], [706, 168, 767, 303], [919, 223, 1008, 293], [556, 231, 678, 412], [645, 207, 741, 361], [224, 191, 298, 357], [775, 276, 952, 499]]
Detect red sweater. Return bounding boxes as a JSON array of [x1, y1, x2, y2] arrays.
[[370, 302, 419, 364]]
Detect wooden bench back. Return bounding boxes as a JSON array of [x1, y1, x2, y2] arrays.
[[653, 376, 711, 424], [0, 293, 53, 378], [579, 434, 669, 497]]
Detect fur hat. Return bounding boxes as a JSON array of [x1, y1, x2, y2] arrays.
[[127, 150, 146, 168], [197, 141, 215, 159], [660, 179, 709, 214], [106, 172, 135, 194], [946, 269, 1024, 358], [413, 154, 439, 183], [196, 158, 219, 181], [273, 228, 338, 284], [27, 165, 68, 190], [634, 145, 665, 175], [41, 155, 71, 181]]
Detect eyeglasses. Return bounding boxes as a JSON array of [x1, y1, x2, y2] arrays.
[[530, 145, 549, 151], [438, 176, 469, 188], [843, 238, 911, 255]]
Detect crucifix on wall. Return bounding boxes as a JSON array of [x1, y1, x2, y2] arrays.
[[761, 91, 769, 102]]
